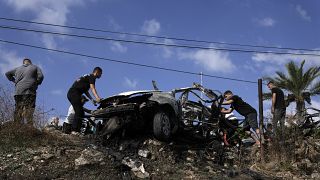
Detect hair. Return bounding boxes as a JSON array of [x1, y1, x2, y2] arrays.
[[23, 58, 32, 64], [267, 81, 274, 85], [93, 67, 102, 73], [224, 90, 233, 96]]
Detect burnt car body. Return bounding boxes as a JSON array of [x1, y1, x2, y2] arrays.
[[91, 83, 224, 141]]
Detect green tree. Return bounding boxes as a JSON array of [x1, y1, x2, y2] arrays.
[[264, 60, 320, 120]]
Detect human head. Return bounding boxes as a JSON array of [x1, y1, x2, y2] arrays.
[[267, 81, 275, 90], [223, 90, 233, 100], [51, 117, 59, 126], [23, 58, 32, 65], [93, 67, 102, 79]]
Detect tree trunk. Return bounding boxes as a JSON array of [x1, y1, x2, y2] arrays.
[[296, 100, 305, 124]]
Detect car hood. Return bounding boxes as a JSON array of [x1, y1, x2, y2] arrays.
[[117, 90, 161, 96]]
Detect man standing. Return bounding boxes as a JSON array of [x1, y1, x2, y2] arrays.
[[222, 90, 261, 146], [267, 81, 286, 141], [67, 67, 102, 134], [5, 58, 44, 125]]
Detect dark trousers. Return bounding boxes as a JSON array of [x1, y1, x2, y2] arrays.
[[273, 108, 286, 142], [14, 94, 36, 125], [67, 89, 84, 132]]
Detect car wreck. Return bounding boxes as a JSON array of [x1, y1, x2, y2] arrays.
[[91, 83, 226, 142]]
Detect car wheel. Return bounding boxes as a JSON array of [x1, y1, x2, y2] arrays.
[[153, 111, 171, 141]]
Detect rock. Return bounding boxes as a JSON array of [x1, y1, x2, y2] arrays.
[[26, 148, 37, 155], [311, 173, 320, 179], [122, 157, 150, 179], [186, 157, 194, 162], [33, 156, 41, 161], [146, 139, 162, 146], [41, 153, 54, 160], [138, 149, 151, 158], [6, 154, 13, 158], [74, 148, 104, 168]]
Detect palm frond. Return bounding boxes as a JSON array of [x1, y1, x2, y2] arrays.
[[310, 81, 320, 96]]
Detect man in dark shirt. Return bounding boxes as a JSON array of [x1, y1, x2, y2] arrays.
[[5, 58, 44, 125], [267, 81, 286, 141], [221, 90, 261, 146], [67, 67, 102, 133]]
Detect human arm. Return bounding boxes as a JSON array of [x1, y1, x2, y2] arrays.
[[271, 93, 276, 114], [5, 68, 16, 82], [221, 107, 234, 114], [90, 84, 101, 102], [36, 66, 44, 85], [222, 99, 234, 105]]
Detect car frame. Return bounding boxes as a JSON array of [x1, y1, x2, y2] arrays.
[[91, 83, 224, 141]]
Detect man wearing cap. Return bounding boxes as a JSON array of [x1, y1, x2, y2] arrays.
[[267, 81, 286, 142], [67, 67, 102, 134], [5, 58, 44, 125]]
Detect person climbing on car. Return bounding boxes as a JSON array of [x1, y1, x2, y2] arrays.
[[63, 95, 93, 134], [222, 90, 261, 147], [67, 67, 103, 135]]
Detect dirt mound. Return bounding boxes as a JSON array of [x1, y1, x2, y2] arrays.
[[1, 123, 319, 179]]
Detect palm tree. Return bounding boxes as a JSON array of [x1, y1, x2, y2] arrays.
[[264, 60, 320, 120]]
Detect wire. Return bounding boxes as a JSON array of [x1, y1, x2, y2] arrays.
[[0, 16, 319, 53], [0, 38, 257, 84], [1, 25, 319, 57]]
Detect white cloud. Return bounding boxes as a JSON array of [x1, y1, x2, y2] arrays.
[[296, 5, 311, 22], [4, 0, 84, 48], [178, 50, 235, 73], [251, 49, 320, 74], [110, 42, 127, 53], [256, 17, 275, 27], [162, 39, 174, 58], [123, 77, 138, 89], [50, 89, 63, 96], [141, 19, 161, 35], [0, 48, 22, 75]]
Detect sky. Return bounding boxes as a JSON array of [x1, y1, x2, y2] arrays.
[[0, 0, 319, 122]]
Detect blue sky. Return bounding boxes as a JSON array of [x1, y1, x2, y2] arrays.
[[0, 0, 319, 121]]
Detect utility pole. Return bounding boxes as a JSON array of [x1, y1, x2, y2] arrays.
[[200, 72, 203, 98], [258, 79, 265, 163]]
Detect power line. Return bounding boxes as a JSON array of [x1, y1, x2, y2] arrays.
[[1, 25, 320, 57], [0, 16, 319, 53], [0, 38, 258, 84]]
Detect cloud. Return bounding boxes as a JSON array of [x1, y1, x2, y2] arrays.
[[178, 50, 235, 73], [110, 42, 127, 53], [4, 0, 84, 48], [251, 49, 320, 74], [0, 48, 22, 75], [123, 77, 138, 89], [141, 19, 161, 35], [162, 39, 174, 58], [50, 89, 63, 96], [296, 5, 311, 22], [256, 17, 275, 27]]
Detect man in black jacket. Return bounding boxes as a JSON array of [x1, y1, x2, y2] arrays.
[[67, 67, 102, 134]]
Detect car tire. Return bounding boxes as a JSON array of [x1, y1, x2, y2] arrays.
[[153, 111, 171, 141]]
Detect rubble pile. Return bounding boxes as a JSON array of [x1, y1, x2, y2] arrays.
[[0, 124, 319, 179]]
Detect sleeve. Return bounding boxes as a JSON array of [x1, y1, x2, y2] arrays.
[[5, 68, 16, 82], [36, 66, 44, 85], [89, 75, 96, 85]]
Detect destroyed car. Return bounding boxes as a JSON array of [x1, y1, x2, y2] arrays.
[[91, 83, 224, 141]]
